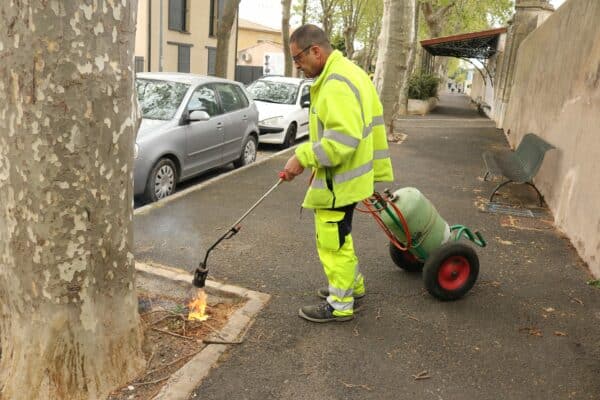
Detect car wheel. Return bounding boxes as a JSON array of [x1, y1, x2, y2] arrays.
[[282, 122, 297, 149], [144, 158, 177, 203], [234, 135, 257, 168]]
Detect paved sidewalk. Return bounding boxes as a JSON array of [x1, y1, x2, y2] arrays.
[[134, 94, 600, 400]]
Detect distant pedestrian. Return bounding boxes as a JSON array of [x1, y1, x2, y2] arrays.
[[281, 24, 394, 323]]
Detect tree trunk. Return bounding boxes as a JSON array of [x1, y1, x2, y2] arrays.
[[215, 0, 241, 78], [341, 0, 366, 60], [373, 0, 417, 137], [420, 1, 455, 38], [302, 0, 309, 24], [282, 0, 293, 76], [343, 26, 356, 60], [420, 1, 455, 83], [320, 0, 339, 39], [360, 0, 384, 72], [0, 2, 145, 399], [398, 0, 421, 115]]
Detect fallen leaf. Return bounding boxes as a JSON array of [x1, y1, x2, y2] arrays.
[[341, 381, 372, 391], [481, 280, 501, 287], [519, 327, 543, 337], [412, 370, 431, 380], [554, 331, 568, 337], [569, 296, 583, 305]]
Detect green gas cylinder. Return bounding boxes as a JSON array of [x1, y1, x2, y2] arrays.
[[379, 187, 451, 261]]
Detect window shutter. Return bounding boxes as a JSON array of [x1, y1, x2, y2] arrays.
[[207, 47, 216, 76], [134, 57, 144, 73], [168, 0, 185, 31], [178, 45, 190, 73]]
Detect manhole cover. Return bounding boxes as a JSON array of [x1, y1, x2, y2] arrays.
[[484, 203, 537, 217]]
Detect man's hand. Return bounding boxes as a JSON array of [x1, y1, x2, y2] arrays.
[[283, 154, 304, 181]]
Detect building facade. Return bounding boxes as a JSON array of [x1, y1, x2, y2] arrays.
[[237, 19, 282, 51], [134, 0, 237, 79]]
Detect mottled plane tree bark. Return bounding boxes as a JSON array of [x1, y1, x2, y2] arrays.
[[215, 0, 241, 78], [373, 0, 418, 137], [0, 2, 145, 399]]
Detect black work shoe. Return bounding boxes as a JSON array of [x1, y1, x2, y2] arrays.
[[298, 302, 354, 323], [317, 287, 365, 300]]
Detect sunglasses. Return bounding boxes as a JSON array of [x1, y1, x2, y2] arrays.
[[292, 44, 314, 63]]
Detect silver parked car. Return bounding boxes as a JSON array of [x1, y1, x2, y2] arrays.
[[134, 73, 259, 202]]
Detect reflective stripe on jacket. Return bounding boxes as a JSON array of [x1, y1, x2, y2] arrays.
[[295, 50, 394, 209]]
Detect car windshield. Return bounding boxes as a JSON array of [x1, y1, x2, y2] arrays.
[[136, 79, 190, 120], [246, 80, 298, 105]]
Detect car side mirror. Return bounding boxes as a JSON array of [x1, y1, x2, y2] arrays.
[[188, 110, 210, 122], [301, 100, 310, 108]]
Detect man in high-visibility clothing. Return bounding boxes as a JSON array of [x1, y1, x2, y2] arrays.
[[282, 24, 394, 323]]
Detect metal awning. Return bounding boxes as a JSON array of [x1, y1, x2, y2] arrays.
[[420, 27, 507, 60]]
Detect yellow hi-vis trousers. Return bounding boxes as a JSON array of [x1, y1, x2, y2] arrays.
[[314, 206, 365, 317]]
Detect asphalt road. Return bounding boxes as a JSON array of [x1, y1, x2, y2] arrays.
[[134, 95, 600, 400], [134, 140, 305, 208]]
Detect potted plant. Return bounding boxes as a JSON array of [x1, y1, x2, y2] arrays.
[[407, 72, 440, 115]]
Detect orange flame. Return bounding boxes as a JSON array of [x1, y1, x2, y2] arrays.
[[188, 289, 209, 321]]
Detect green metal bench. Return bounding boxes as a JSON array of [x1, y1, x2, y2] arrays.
[[483, 133, 555, 206]]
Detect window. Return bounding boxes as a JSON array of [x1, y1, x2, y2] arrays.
[[214, 83, 247, 113], [168, 0, 187, 32], [136, 79, 190, 120], [233, 86, 249, 109], [187, 85, 220, 117], [300, 85, 311, 104], [177, 44, 191, 73], [246, 80, 299, 105], [135, 56, 145, 73], [207, 47, 216, 76]]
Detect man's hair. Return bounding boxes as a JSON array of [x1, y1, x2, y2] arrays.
[[290, 24, 333, 52]]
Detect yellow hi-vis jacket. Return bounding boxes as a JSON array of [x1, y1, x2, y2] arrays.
[[295, 50, 394, 209]]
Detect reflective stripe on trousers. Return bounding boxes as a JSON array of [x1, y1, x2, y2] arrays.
[[314, 207, 365, 316]]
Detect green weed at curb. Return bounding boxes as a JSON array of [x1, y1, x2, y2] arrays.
[[172, 304, 187, 314], [587, 279, 600, 288]]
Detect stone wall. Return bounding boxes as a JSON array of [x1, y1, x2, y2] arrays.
[[495, 1, 554, 127], [502, 0, 600, 276]]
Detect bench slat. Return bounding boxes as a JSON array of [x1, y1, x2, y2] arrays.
[[482, 133, 555, 205]]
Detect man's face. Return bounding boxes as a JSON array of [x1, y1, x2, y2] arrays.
[[290, 42, 321, 78]]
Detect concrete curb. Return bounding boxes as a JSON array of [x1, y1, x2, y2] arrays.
[[134, 146, 295, 216], [134, 262, 270, 400]]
